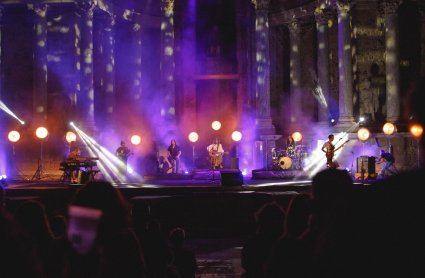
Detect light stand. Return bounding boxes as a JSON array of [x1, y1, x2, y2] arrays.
[[350, 151, 355, 178], [32, 137, 54, 181], [12, 145, 28, 180]]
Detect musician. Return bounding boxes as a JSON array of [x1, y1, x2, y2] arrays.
[[377, 150, 395, 178], [115, 141, 131, 181], [286, 136, 297, 157], [321, 134, 341, 169], [207, 138, 224, 169], [167, 140, 181, 174], [66, 148, 81, 183]]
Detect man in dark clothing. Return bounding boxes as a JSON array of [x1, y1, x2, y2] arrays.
[[377, 150, 395, 178], [115, 141, 132, 181], [167, 140, 181, 174], [170, 228, 197, 278]]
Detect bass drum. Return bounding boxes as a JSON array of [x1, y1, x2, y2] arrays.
[[278, 156, 292, 170]]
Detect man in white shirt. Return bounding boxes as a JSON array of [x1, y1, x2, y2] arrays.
[[207, 138, 225, 169]]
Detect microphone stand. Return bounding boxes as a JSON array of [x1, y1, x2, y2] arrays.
[[351, 152, 355, 179]]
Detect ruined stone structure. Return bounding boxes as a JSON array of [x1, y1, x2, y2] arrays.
[[0, 0, 422, 176]]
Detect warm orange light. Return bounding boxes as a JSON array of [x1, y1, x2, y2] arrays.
[[65, 132, 77, 143], [357, 128, 370, 142], [36, 127, 48, 139], [211, 121, 221, 130], [8, 131, 20, 142], [292, 132, 302, 142], [131, 135, 141, 145], [383, 123, 397, 136], [410, 124, 423, 138], [188, 132, 199, 143], [232, 131, 242, 142]]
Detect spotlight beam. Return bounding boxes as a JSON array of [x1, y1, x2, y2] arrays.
[[0, 100, 25, 124]]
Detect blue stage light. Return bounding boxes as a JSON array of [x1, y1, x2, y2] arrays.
[[345, 168, 349, 172]]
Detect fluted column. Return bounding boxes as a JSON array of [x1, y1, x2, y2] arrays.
[[160, 0, 176, 129], [102, 14, 115, 128], [0, 6, 3, 101], [315, 9, 333, 125], [335, 0, 356, 127], [29, 4, 48, 126], [131, 22, 142, 106], [76, 2, 97, 134], [420, 8, 425, 77], [383, 0, 401, 123], [287, 19, 302, 125], [252, 0, 275, 135]]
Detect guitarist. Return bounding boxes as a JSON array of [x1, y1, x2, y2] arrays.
[[207, 138, 225, 169], [115, 141, 132, 181], [167, 139, 181, 174], [376, 149, 395, 178], [321, 134, 347, 169]]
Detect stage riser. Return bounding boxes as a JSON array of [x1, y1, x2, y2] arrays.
[[251, 170, 311, 180], [144, 174, 193, 181]]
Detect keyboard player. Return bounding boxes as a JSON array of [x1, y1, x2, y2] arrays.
[[66, 148, 81, 183]]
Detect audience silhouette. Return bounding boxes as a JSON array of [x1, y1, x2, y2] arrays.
[[169, 228, 197, 278]]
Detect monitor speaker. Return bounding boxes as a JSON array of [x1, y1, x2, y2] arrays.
[[357, 156, 376, 173], [220, 170, 243, 187]]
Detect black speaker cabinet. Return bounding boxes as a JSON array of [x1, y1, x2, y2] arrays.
[[357, 156, 376, 173], [220, 170, 243, 187]]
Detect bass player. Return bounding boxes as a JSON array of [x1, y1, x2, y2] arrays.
[[321, 134, 349, 169]]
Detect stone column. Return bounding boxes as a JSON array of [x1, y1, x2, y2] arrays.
[[286, 19, 302, 125], [252, 0, 281, 167], [252, 0, 275, 135], [334, 0, 356, 128], [383, 0, 401, 123], [76, 2, 97, 134], [315, 9, 333, 125], [421, 8, 425, 77], [102, 14, 115, 128], [29, 4, 48, 126], [0, 6, 3, 101], [160, 0, 176, 132], [131, 21, 142, 107]]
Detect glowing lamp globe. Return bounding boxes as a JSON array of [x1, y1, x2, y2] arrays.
[[410, 124, 423, 138], [188, 132, 199, 143], [292, 132, 302, 142], [8, 131, 20, 142], [357, 128, 371, 142], [131, 135, 142, 145], [65, 132, 77, 143], [36, 127, 48, 139], [383, 123, 397, 136], [232, 131, 242, 142], [211, 121, 221, 131]]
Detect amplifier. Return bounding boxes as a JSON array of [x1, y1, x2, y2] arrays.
[[356, 156, 375, 173]]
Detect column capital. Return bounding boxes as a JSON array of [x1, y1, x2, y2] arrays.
[[314, 8, 334, 26], [333, 0, 355, 14], [381, 0, 401, 15], [28, 3, 48, 18], [101, 13, 115, 31], [75, 1, 96, 19], [252, 0, 270, 11], [161, 0, 174, 12], [285, 19, 301, 34]]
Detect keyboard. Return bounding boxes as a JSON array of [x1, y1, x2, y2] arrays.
[[60, 161, 97, 167], [74, 157, 99, 161]]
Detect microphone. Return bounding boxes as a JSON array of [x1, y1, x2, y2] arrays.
[[351, 151, 354, 154]]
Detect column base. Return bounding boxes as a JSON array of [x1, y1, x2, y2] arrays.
[[385, 116, 400, 123], [255, 118, 276, 135], [335, 117, 356, 128]]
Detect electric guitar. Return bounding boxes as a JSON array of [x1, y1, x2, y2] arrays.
[[208, 151, 229, 157], [325, 140, 350, 167]]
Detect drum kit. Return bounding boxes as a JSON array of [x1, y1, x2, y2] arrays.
[[270, 146, 309, 170]]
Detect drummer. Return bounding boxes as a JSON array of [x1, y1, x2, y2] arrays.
[[286, 136, 297, 157]]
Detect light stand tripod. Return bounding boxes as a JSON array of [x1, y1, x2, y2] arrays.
[[350, 151, 355, 179], [12, 145, 28, 180], [32, 140, 54, 181]]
